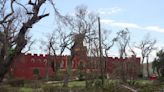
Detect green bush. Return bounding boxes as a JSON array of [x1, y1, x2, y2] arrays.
[[94, 79, 102, 88], [86, 80, 94, 88], [158, 77, 164, 84], [138, 73, 143, 78], [78, 71, 85, 81], [134, 80, 153, 88], [33, 68, 40, 76], [127, 80, 136, 85], [50, 72, 64, 81], [103, 80, 119, 91]]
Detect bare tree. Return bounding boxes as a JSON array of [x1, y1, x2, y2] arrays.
[[102, 35, 118, 80], [41, 28, 73, 80], [117, 28, 130, 58], [115, 28, 130, 82], [0, 0, 57, 82], [55, 5, 98, 87], [103, 37, 118, 57], [136, 34, 156, 77]]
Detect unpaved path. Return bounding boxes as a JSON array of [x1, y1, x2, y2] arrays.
[[121, 85, 138, 92]]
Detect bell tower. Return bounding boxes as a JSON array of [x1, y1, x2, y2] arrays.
[[71, 33, 87, 63]]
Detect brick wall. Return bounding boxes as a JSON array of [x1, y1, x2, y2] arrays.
[[10, 54, 140, 80]]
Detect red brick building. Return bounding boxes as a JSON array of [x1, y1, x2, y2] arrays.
[[9, 54, 67, 80], [9, 54, 140, 80], [9, 33, 140, 80]]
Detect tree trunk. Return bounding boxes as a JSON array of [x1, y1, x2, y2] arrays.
[[146, 56, 150, 77], [63, 56, 72, 87], [0, 0, 49, 83], [0, 64, 7, 82], [0, 54, 16, 82], [142, 57, 145, 77], [63, 72, 69, 87], [157, 67, 160, 77]]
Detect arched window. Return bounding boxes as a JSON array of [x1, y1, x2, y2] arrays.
[[31, 58, 35, 63], [43, 59, 47, 63], [60, 60, 64, 68]]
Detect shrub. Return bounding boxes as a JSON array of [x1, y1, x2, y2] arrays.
[[85, 80, 94, 88], [138, 73, 143, 78], [103, 80, 119, 91], [51, 72, 64, 81], [134, 80, 153, 88], [33, 68, 40, 76], [127, 80, 136, 85], [94, 79, 102, 88], [158, 77, 164, 84], [77, 71, 85, 81]]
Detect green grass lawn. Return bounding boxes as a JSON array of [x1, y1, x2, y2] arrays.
[[68, 81, 86, 87], [19, 88, 33, 92], [51, 80, 86, 87], [3, 79, 164, 92], [135, 80, 153, 85], [51, 79, 119, 88]]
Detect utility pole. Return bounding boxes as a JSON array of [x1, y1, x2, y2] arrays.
[[98, 17, 104, 85]]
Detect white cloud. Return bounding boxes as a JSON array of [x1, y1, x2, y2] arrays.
[[144, 26, 164, 33], [101, 19, 164, 33], [101, 19, 140, 29], [101, 19, 115, 24], [98, 7, 122, 16], [112, 22, 140, 29]]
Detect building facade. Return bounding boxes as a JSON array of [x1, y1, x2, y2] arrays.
[[9, 33, 140, 80], [9, 54, 140, 80]]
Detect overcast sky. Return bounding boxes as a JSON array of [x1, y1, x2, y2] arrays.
[[27, 0, 164, 62]]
